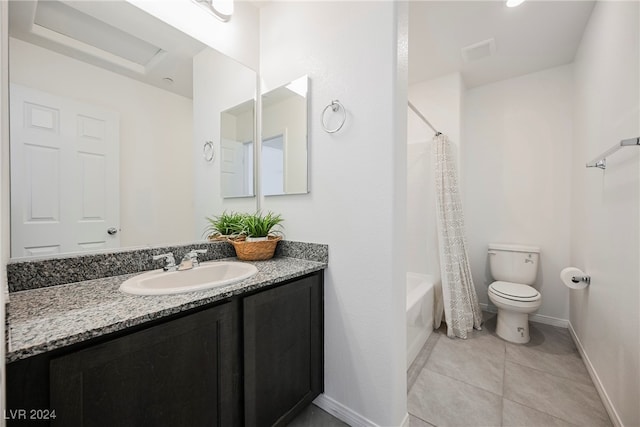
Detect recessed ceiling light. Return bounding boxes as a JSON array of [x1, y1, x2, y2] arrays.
[[506, 0, 526, 7]]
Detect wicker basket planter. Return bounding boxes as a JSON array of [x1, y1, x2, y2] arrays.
[[229, 236, 282, 261], [208, 234, 231, 242]]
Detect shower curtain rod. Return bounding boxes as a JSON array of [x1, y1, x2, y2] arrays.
[[408, 101, 441, 136]]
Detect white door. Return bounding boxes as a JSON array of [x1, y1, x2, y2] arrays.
[[262, 134, 285, 196], [10, 84, 120, 258], [220, 138, 250, 197]]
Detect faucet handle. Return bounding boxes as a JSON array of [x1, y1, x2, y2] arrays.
[[153, 253, 177, 271], [185, 248, 207, 267]]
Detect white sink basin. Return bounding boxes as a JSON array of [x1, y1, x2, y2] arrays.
[[120, 261, 258, 295]]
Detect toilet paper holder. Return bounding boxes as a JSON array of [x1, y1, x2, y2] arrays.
[[571, 275, 591, 285]]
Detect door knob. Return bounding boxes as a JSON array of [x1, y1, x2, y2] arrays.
[[107, 227, 118, 235]]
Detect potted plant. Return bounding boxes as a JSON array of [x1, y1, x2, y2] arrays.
[[203, 211, 246, 241], [230, 211, 284, 260], [241, 211, 284, 242]]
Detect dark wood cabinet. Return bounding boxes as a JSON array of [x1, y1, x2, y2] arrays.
[[6, 271, 323, 427], [244, 273, 324, 427], [49, 301, 241, 427]]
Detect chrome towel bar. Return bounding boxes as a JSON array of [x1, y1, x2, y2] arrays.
[[586, 137, 639, 169]]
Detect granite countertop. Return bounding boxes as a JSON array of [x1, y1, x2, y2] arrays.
[[7, 256, 326, 363]]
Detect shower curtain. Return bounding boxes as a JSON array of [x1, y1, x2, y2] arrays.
[[432, 133, 482, 339]]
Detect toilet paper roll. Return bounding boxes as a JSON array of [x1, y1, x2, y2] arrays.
[[560, 267, 589, 290]]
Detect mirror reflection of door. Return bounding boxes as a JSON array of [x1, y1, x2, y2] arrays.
[[10, 84, 120, 258], [262, 135, 285, 195], [220, 99, 255, 198], [221, 139, 254, 197]]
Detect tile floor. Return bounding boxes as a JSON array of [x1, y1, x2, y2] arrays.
[[290, 312, 613, 427], [408, 313, 612, 427], [288, 403, 348, 427]]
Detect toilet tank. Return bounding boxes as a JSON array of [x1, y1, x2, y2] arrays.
[[488, 243, 540, 285]]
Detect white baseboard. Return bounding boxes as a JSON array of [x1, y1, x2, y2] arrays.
[[313, 394, 409, 427], [479, 303, 569, 328], [529, 312, 569, 328], [568, 323, 622, 427]]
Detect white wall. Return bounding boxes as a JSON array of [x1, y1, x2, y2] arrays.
[[9, 38, 195, 249], [463, 65, 573, 322], [570, 2, 639, 425], [259, 2, 408, 425], [127, 0, 259, 71], [407, 73, 464, 277], [408, 73, 463, 146], [193, 47, 257, 236]]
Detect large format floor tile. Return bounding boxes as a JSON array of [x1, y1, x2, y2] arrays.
[[424, 330, 506, 395], [506, 341, 592, 385], [408, 332, 441, 391], [407, 315, 613, 427], [408, 368, 503, 427], [505, 321, 592, 385], [523, 322, 578, 355], [502, 398, 577, 427], [287, 404, 349, 427], [503, 361, 612, 426], [409, 414, 436, 427]]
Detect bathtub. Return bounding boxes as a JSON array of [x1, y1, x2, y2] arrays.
[[407, 272, 435, 367]]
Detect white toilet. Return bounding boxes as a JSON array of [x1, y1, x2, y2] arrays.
[[487, 243, 542, 344]]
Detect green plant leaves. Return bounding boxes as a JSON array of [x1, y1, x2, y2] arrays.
[[203, 211, 246, 237], [203, 211, 284, 239]]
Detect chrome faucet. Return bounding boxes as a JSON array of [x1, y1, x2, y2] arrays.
[[152, 253, 178, 272], [178, 249, 208, 271]]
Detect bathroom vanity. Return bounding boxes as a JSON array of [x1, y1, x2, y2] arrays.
[[5, 242, 327, 427]]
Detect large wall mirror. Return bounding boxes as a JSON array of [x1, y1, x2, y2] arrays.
[[261, 76, 309, 196], [8, 0, 256, 259]]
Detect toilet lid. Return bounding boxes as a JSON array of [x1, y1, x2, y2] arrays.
[[489, 281, 540, 301]]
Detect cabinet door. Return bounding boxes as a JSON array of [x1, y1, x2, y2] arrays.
[[49, 302, 241, 427], [244, 273, 323, 427]]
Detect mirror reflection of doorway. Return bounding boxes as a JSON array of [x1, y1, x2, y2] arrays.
[[262, 134, 285, 195], [220, 98, 256, 198], [10, 84, 120, 258], [221, 139, 254, 196]]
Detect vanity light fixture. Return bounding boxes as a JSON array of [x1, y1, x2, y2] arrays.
[[506, 0, 526, 7], [192, 0, 234, 22]]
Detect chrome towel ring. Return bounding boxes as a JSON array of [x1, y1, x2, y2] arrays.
[[203, 140, 214, 162], [321, 100, 346, 133]]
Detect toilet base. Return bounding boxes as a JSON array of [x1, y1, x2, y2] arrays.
[[496, 309, 530, 344]]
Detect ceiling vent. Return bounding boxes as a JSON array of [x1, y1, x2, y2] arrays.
[[461, 38, 496, 62]]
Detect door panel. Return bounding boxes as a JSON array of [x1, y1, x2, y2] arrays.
[[221, 138, 248, 197], [10, 84, 120, 257], [244, 274, 323, 427], [49, 302, 241, 427]]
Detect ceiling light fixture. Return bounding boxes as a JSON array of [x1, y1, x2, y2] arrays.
[[506, 0, 526, 7], [193, 0, 233, 22]]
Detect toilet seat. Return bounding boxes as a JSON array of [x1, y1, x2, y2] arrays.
[[489, 281, 540, 302]]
